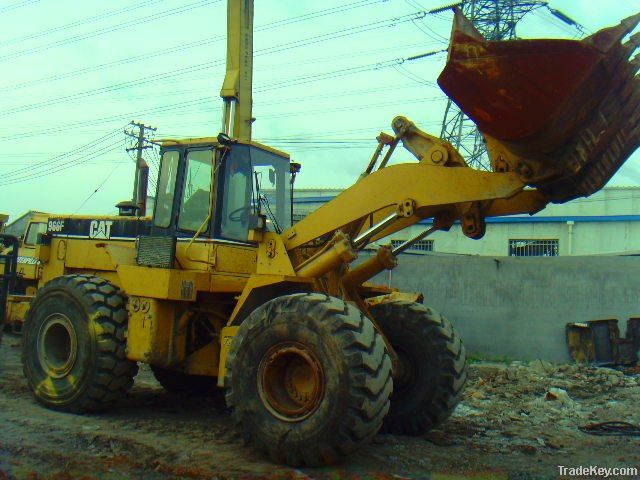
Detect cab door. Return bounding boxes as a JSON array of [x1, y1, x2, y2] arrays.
[[150, 147, 215, 238], [175, 148, 215, 237], [150, 149, 181, 237]]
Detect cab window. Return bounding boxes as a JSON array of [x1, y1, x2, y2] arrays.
[[252, 155, 290, 231], [178, 150, 213, 232], [24, 222, 47, 246], [220, 148, 252, 241], [154, 151, 180, 228], [218, 145, 291, 242]]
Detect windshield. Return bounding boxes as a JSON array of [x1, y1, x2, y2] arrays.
[[219, 144, 290, 242]]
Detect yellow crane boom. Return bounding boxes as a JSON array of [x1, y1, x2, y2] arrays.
[[220, 0, 254, 140]]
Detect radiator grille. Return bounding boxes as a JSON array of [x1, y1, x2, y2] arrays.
[[136, 236, 176, 268]]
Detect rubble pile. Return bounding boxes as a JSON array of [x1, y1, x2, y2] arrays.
[[438, 360, 640, 455]]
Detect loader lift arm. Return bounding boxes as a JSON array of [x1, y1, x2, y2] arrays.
[[282, 116, 548, 253], [277, 9, 640, 289]]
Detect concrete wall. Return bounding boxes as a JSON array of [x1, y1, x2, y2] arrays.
[[384, 220, 640, 256], [369, 254, 640, 362]]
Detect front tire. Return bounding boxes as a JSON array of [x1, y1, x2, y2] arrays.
[[22, 274, 137, 412], [370, 301, 467, 435], [225, 293, 393, 466]]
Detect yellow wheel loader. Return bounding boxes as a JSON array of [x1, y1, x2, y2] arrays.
[[3, 2, 640, 466], [0, 212, 48, 334]]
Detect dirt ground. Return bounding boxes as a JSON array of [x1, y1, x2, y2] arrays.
[[1, 335, 638, 480]]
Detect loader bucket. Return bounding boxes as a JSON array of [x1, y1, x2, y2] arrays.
[[438, 9, 640, 202]]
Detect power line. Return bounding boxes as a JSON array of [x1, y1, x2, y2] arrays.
[[159, 124, 394, 142], [0, 137, 124, 184], [0, 128, 123, 178], [531, 8, 588, 39], [0, 5, 449, 163], [256, 46, 443, 93], [256, 10, 429, 58], [1, 40, 440, 109], [6, 81, 431, 137], [0, 10, 433, 120], [0, 140, 125, 186], [0, 0, 382, 94], [0, 98, 209, 141], [257, 95, 443, 120], [0, 38, 222, 95], [149, 90, 444, 135], [258, 82, 427, 106], [73, 160, 127, 214], [412, 17, 450, 42], [0, 0, 221, 63], [0, 128, 126, 185], [0, 0, 164, 48], [0, 0, 40, 14]]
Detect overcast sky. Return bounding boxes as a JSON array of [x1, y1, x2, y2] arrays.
[[0, 0, 639, 221]]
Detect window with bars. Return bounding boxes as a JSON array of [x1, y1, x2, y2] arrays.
[[390, 239, 434, 252], [508, 239, 559, 257]]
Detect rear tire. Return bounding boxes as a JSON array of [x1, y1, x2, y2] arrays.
[[225, 293, 393, 466], [22, 274, 137, 412], [370, 301, 467, 435]]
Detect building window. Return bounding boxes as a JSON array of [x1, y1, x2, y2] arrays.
[[509, 239, 559, 257], [391, 239, 434, 252]]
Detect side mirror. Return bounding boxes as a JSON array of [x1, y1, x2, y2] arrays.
[[36, 233, 51, 245], [217, 133, 237, 145]]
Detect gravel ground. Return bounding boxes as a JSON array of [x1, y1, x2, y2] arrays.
[[1, 335, 638, 480]]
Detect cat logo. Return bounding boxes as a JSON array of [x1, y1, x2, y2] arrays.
[[89, 220, 114, 239]]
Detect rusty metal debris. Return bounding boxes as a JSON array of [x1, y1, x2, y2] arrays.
[[566, 318, 640, 366]]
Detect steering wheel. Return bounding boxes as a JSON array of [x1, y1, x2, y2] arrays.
[[228, 206, 251, 223]]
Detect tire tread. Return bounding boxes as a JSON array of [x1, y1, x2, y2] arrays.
[[371, 300, 467, 435], [22, 274, 137, 412], [224, 293, 392, 467]]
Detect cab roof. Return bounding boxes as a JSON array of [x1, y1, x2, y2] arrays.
[[158, 137, 290, 159]]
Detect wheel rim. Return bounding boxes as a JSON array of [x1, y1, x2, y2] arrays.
[[257, 342, 325, 422], [37, 313, 78, 379]]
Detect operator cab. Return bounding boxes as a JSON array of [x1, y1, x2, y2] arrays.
[[152, 138, 291, 243]]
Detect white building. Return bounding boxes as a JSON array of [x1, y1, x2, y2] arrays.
[[292, 186, 640, 256]]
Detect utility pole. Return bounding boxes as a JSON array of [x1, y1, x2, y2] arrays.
[[124, 121, 156, 216], [435, 0, 581, 170]]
